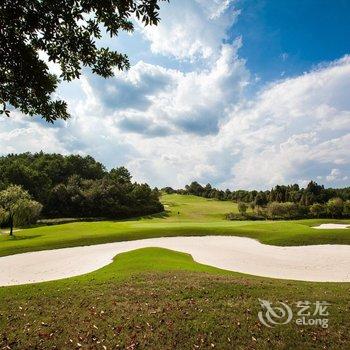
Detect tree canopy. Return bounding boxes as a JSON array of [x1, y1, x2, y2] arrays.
[[178, 180, 350, 205], [0, 0, 167, 122], [0, 185, 42, 235], [0, 152, 163, 218]]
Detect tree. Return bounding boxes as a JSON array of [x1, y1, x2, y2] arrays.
[[266, 202, 299, 219], [186, 182, 204, 196], [327, 198, 344, 218], [254, 192, 268, 208], [237, 202, 248, 215], [343, 200, 350, 217], [109, 166, 132, 184], [0, 153, 164, 218], [0, 0, 168, 122], [0, 185, 42, 235], [203, 183, 212, 198], [310, 203, 326, 218], [161, 187, 176, 194]]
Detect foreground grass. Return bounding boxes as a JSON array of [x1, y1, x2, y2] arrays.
[[1, 195, 350, 349], [1, 248, 349, 349], [0, 194, 350, 257]]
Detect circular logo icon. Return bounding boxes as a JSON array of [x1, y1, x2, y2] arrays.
[[258, 298, 293, 327]]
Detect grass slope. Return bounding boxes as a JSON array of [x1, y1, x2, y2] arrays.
[[1, 194, 350, 349], [0, 194, 350, 257], [1, 248, 349, 349]]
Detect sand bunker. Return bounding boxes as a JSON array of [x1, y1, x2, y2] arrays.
[[1, 236, 350, 286], [313, 223, 350, 229]]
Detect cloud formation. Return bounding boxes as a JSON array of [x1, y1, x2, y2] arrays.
[[140, 0, 237, 61], [218, 56, 350, 189], [0, 1, 349, 191], [81, 39, 248, 137]]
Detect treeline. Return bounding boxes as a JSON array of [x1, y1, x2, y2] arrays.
[[229, 198, 350, 220], [0, 153, 163, 218], [162, 181, 350, 219]]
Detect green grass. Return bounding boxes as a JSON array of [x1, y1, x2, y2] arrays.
[[1, 248, 349, 349], [1, 194, 350, 349], [0, 194, 349, 257]]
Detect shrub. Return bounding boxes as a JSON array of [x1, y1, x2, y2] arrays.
[[266, 202, 300, 219], [310, 203, 326, 218], [327, 198, 344, 218], [343, 200, 350, 217], [238, 202, 248, 214]]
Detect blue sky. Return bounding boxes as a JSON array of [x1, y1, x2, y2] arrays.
[[1, 0, 349, 190], [233, 0, 350, 82]]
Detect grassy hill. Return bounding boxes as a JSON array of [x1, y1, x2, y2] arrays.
[[0, 194, 350, 348], [161, 194, 241, 221]]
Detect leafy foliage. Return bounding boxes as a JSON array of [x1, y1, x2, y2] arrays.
[[180, 180, 350, 204], [237, 202, 248, 214], [309, 203, 327, 218], [326, 197, 344, 218], [0, 185, 42, 235], [0, 0, 168, 121], [0, 152, 163, 219]]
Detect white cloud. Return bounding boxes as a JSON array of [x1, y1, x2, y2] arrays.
[[139, 0, 238, 61], [1, 1, 349, 191], [81, 40, 248, 136], [216, 56, 350, 189], [327, 168, 340, 181], [0, 113, 67, 154]]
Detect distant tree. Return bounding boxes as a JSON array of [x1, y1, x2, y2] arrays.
[[0, 185, 42, 235], [152, 187, 161, 199], [327, 198, 344, 218], [306, 181, 323, 196], [267, 202, 282, 219], [310, 203, 326, 218], [186, 182, 204, 196], [2, 160, 51, 202], [238, 202, 248, 215], [161, 187, 176, 194], [109, 166, 132, 184], [0, 0, 168, 121], [343, 200, 350, 217], [0, 153, 163, 219], [304, 181, 326, 205], [65, 155, 105, 180], [267, 202, 299, 219], [203, 183, 212, 198], [249, 190, 258, 202], [254, 192, 268, 208]]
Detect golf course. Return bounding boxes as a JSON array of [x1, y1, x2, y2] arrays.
[[1, 194, 350, 349], [2, 0, 350, 348]]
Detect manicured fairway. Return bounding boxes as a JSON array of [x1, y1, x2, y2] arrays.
[[0, 194, 349, 257], [0, 194, 349, 349]]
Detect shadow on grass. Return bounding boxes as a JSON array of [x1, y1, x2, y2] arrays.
[[122, 211, 171, 221], [0, 234, 42, 241]]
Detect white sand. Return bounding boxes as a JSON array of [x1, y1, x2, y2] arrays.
[[313, 223, 350, 229], [1, 236, 350, 286]]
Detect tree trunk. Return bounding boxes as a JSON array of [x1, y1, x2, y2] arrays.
[[9, 215, 13, 236]]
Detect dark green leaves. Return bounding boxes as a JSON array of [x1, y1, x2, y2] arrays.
[[0, 0, 168, 122]]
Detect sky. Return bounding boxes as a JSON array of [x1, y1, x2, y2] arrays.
[[1, 0, 350, 190]]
